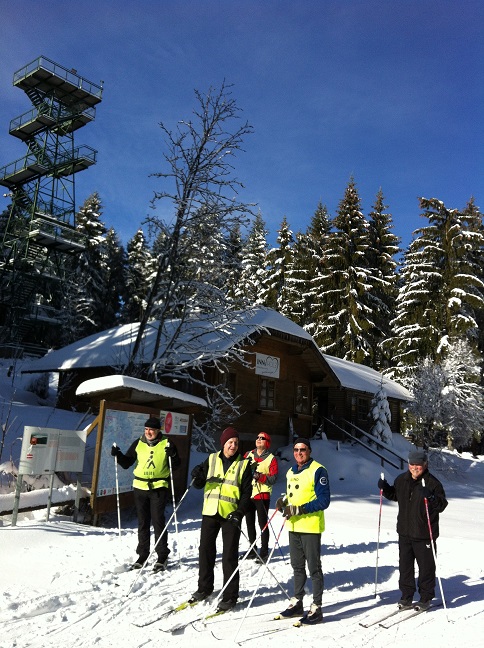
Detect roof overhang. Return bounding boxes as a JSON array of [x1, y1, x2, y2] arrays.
[[76, 375, 207, 410]]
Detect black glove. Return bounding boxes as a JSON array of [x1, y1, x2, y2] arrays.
[[378, 477, 388, 490], [111, 444, 121, 457], [283, 504, 304, 518], [165, 444, 177, 458], [253, 471, 263, 483], [191, 464, 206, 489], [226, 510, 243, 529], [420, 485, 434, 500], [275, 496, 287, 512]]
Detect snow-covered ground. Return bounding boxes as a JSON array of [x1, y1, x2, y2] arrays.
[[0, 364, 483, 647]]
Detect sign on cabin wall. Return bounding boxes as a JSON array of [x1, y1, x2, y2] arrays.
[[255, 352, 280, 378]]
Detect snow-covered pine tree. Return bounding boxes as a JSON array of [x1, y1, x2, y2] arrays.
[[303, 201, 332, 345], [389, 197, 484, 380], [368, 384, 393, 446], [61, 192, 110, 342], [120, 228, 154, 324], [367, 189, 400, 369], [99, 227, 125, 330], [317, 178, 375, 364], [407, 339, 484, 450], [265, 216, 294, 315], [235, 211, 271, 306], [224, 223, 244, 305]]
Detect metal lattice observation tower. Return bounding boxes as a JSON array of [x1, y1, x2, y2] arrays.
[[0, 56, 103, 356]]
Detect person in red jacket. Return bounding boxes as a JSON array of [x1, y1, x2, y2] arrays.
[[243, 432, 278, 561], [378, 449, 448, 611]]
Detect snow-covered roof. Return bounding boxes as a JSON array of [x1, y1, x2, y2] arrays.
[[21, 308, 312, 373], [22, 307, 411, 402], [323, 353, 412, 401], [76, 375, 207, 408]]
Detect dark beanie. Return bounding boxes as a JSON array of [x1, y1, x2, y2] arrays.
[[408, 449, 427, 465], [293, 436, 311, 450], [220, 426, 239, 447], [144, 416, 161, 430]]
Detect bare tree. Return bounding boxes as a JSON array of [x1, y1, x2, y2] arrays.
[[126, 82, 256, 378]]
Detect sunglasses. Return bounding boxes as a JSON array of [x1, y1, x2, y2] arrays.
[[256, 436, 268, 440], [294, 447, 309, 453]]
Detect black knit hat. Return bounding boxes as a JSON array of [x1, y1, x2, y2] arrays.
[[144, 417, 161, 430], [293, 437, 311, 450]]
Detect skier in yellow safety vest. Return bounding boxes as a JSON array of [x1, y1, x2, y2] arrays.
[[112, 416, 180, 572], [276, 436, 330, 625], [189, 427, 252, 613]]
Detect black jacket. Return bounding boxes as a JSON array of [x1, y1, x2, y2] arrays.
[[382, 469, 447, 540]]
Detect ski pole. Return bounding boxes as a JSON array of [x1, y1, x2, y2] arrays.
[[234, 519, 287, 643], [167, 442, 179, 560], [113, 443, 122, 538], [200, 506, 281, 624], [255, 480, 286, 562], [240, 526, 289, 600], [125, 478, 194, 598], [422, 478, 449, 619], [374, 471, 384, 597]]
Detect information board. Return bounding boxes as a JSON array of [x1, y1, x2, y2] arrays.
[[95, 408, 191, 498]]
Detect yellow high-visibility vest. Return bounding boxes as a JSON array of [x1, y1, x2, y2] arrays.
[[202, 452, 247, 518], [246, 450, 274, 497], [285, 460, 325, 533], [133, 438, 170, 490]]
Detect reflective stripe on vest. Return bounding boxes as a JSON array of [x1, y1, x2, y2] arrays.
[[133, 438, 169, 490], [285, 460, 325, 533], [202, 453, 247, 518], [246, 450, 274, 497]]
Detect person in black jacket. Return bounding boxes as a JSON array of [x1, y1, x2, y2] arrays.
[[189, 427, 253, 612], [111, 416, 180, 572], [378, 449, 448, 611]]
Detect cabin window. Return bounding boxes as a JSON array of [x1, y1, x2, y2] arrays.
[[295, 383, 310, 414], [259, 378, 275, 409], [357, 397, 369, 425]]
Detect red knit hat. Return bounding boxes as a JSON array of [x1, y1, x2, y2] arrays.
[[220, 427, 239, 447], [257, 431, 271, 448]]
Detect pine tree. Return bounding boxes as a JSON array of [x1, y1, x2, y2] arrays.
[[389, 197, 484, 377], [303, 202, 332, 343], [368, 385, 393, 446], [61, 192, 109, 342], [224, 223, 244, 304], [99, 227, 125, 330], [367, 189, 400, 369], [121, 228, 154, 324], [235, 212, 270, 306], [265, 216, 294, 314], [317, 178, 374, 363], [407, 339, 484, 449]]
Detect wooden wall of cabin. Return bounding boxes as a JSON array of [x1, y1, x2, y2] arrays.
[[226, 337, 315, 455]]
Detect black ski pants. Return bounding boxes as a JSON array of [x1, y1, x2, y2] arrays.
[[133, 487, 170, 562], [245, 498, 270, 555], [398, 535, 436, 602], [197, 513, 241, 602]]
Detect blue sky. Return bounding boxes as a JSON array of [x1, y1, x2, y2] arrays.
[[1, 0, 482, 250]]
